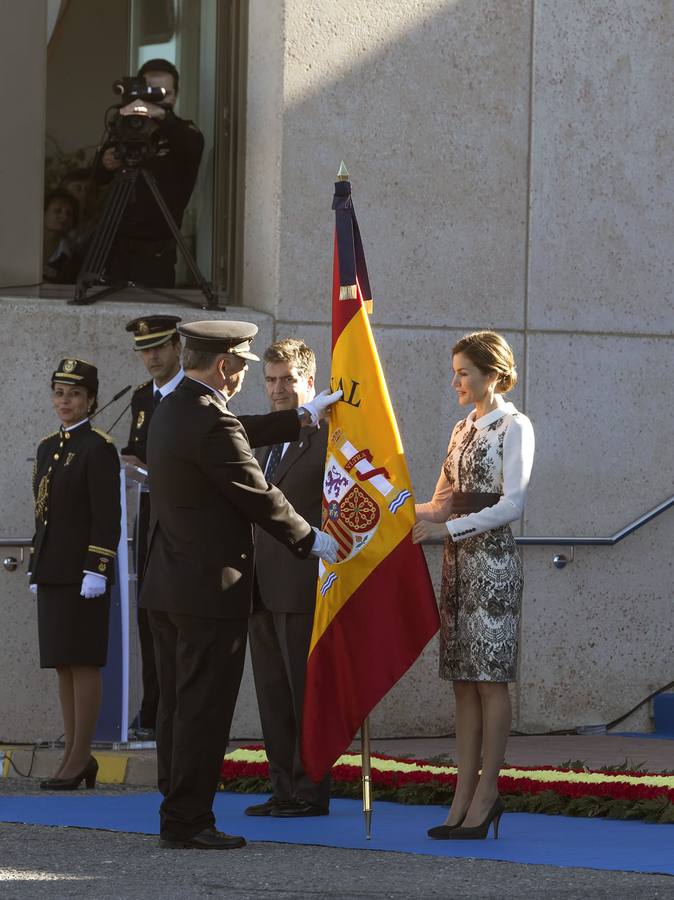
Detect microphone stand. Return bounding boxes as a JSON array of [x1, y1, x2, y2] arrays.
[[106, 400, 133, 435], [89, 385, 132, 434]]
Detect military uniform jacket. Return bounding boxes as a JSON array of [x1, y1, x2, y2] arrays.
[[254, 426, 327, 614], [31, 422, 121, 585], [121, 381, 154, 463], [140, 378, 315, 620]]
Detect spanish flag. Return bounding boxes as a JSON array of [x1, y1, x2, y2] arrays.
[[301, 168, 440, 782]]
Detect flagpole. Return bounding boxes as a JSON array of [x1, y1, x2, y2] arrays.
[[361, 716, 373, 839]]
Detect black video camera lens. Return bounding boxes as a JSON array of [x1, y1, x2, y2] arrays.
[[112, 76, 166, 106]]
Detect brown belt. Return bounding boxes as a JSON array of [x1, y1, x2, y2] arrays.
[[451, 492, 501, 514]]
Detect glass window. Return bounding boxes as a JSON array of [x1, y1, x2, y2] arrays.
[[44, 0, 243, 299]]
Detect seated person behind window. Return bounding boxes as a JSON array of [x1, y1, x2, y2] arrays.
[[62, 167, 99, 251], [43, 190, 80, 284], [93, 58, 204, 289]]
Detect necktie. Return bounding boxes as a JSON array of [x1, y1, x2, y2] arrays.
[[265, 443, 284, 480], [153, 389, 162, 409]]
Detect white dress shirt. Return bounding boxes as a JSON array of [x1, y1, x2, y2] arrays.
[[154, 367, 184, 399]]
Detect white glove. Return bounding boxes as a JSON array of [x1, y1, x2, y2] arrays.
[[309, 527, 339, 564], [300, 389, 343, 427], [80, 572, 107, 599], [28, 575, 37, 596]]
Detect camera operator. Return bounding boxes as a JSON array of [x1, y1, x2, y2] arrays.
[[94, 58, 204, 289]]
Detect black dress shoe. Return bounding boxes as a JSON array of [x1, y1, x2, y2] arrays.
[[427, 813, 467, 839], [244, 797, 294, 816], [271, 799, 329, 818], [444, 798, 505, 841], [160, 827, 246, 850], [40, 756, 98, 791]]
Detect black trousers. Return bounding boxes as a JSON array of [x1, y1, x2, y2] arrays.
[[106, 236, 177, 288], [134, 496, 158, 729], [148, 610, 248, 839], [136, 607, 159, 728], [248, 605, 331, 808]]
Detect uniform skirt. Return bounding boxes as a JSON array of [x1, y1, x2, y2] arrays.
[[37, 583, 111, 668]]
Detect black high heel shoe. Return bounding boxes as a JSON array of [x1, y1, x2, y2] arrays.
[[427, 812, 467, 839], [444, 797, 505, 840], [40, 756, 98, 791]]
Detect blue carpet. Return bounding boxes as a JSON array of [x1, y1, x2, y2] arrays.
[[0, 792, 672, 875]]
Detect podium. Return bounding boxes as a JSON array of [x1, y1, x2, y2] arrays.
[[94, 463, 147, 743]]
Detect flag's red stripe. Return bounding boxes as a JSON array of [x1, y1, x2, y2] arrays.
[[326, 519, 352, 548], [331, 234, 361, 350], [301, 537, 440, 782]]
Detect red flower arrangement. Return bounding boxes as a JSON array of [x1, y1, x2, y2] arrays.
[[219, 747, 674, 824]]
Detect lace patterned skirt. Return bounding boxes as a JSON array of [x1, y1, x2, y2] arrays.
[[439, 524, 522, 682]]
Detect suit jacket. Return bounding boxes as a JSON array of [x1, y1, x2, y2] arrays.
[[254, 426, 327, 613], [121, 380, 153, 462], [140, 377, 315, 619], [30, 422, 121, 585]]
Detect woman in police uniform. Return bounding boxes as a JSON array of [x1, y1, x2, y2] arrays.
[[30, 359, 121, 790]]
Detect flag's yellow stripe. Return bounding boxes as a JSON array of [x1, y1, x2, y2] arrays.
[[310, 306, 418, 653]]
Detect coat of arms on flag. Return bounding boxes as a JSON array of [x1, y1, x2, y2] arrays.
[[320, 427, 412, 581]]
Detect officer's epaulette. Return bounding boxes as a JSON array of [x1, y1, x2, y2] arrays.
[[134, 380, 151, 392], [92, 427, 115, 444], [38, 429, 59, 444]]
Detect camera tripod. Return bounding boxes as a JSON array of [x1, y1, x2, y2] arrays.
[[71, 163, 218, 309]]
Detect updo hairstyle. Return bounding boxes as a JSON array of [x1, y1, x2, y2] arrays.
[[451, 331, 517, 394]]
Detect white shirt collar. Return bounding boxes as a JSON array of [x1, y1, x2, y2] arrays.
[[61, 417, 89, 433], [154, 367, 184, 398], [467, 396, 517, 431]]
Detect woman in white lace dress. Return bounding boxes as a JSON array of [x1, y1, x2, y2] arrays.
[[413, 332, 534, 840]]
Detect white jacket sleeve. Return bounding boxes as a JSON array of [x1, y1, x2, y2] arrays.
[[445, 415, 535, 542]]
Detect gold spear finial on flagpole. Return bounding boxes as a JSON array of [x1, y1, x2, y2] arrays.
[[335, 161, 373, 314]]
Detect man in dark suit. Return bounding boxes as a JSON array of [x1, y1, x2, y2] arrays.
[[140, 320, 339, 850], [121, 314, 183, 738], [245, 339, 331, 818]]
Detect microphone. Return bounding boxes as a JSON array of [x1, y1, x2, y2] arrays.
[[90, 385, 132, 420]]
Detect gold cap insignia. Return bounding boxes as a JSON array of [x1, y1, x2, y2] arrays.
[[63, 359, 76, 373], [138, 321, 149, 335]]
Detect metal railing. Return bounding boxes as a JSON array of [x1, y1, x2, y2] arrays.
[[422, 494, 674, 568], [2, 495, 673, 571]]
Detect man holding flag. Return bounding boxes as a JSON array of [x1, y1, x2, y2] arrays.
[[246, 338, 332, 819]]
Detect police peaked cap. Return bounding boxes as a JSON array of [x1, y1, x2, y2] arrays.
[[52, 358, 99, 394], [125, 315, 182, 350], [178, 320, 260, 361]]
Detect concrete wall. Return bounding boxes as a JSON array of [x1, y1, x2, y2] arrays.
[[0, 0, 672, 741]]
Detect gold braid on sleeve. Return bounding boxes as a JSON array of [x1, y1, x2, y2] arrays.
[[35, 473, 51, 523]]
